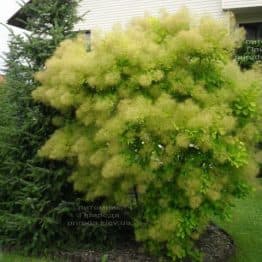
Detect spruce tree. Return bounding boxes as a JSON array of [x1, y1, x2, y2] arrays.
[[0, 0, 106, 255]]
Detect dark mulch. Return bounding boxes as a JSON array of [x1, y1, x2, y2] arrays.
[[56, 223, 235, 262], [56, 241, 156, 262], [195, 223, 235, 262]]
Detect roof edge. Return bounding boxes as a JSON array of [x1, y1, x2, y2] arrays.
[[7, 0, 32, 29]]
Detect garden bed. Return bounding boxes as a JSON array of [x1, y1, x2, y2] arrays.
[[56, 224, 235, 262]]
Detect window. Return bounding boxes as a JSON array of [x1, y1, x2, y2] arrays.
[[240, 23, 262, 40]]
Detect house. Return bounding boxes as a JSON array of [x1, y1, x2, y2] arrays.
[[7, 0, 262, 40]]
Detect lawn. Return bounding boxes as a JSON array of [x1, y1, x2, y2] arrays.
[[0, 253, 50, 262], [215, 183, 262, 262]]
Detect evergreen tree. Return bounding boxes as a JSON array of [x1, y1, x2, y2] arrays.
[[0, 0, 110, 255]]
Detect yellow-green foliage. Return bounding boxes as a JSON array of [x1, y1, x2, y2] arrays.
[[33, 9, 262, 261]]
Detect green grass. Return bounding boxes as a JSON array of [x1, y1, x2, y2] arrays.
[[0, 253, 50, 262], [215, 185, 262, 262]]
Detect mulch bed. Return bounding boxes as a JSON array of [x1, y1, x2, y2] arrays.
[[56, 223, 235, 262]]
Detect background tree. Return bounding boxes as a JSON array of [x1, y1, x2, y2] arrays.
[[0, 0, 122, 255]]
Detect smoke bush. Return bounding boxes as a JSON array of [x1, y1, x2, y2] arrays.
[[33, 9, 262, 261]]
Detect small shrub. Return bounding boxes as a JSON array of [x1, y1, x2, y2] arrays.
[[33, 9, 262, 261], [236, 39, 262, 69]]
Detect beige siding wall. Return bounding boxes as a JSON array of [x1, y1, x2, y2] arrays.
[[222, 0, 262, 10], [75, 0, 225, 32]]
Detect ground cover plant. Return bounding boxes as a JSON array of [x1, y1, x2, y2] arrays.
[[33, 9, 262, 261]]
